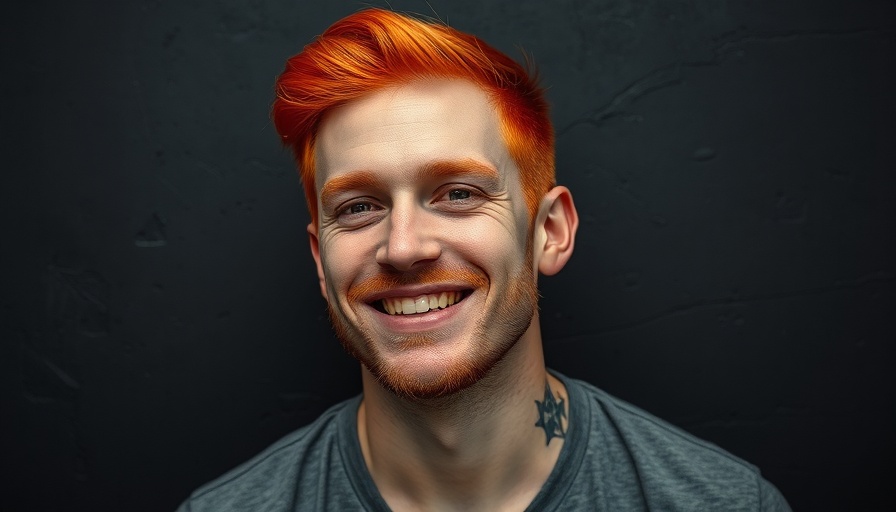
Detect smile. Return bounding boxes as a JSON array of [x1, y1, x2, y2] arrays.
[[378, 291, 467, 315]]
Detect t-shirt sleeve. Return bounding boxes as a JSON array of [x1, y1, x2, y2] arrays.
[[759, 478, 792, 512]]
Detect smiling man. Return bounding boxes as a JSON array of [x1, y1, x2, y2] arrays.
[[177, 8, 790, 512]]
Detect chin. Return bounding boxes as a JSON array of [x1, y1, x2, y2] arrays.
[[328, 263, 539, 400], [369, 348, 496, 400]]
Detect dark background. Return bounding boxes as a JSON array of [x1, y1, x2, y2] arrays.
[[1, 0, 894, 510]]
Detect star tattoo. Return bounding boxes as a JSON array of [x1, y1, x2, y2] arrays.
[[534, 380, 567, 445]]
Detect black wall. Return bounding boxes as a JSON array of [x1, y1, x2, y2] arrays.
[[1, 1, 893, 510]]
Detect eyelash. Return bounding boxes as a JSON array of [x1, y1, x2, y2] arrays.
[[338, 200, 380, 218], [442, 187, 475, 202], [333, 186, 485, 225]]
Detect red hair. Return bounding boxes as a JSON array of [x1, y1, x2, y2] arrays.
[[272, 8, 555, 225]]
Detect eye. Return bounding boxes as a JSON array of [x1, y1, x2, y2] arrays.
[[447, 189, 471, 201], [346, 202, 374, 214], [335, 200, 382, 223], [433, 185, 485, 211]]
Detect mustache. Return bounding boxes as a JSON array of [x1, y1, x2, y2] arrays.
[[347, 265, 488, 302]]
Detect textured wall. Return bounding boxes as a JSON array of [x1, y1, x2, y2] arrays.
[[1, 0, 893, 510]]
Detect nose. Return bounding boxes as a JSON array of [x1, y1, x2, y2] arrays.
[[375, 201, 441, 271]]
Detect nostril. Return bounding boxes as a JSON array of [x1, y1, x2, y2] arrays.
[[376, 225, 442, 270]]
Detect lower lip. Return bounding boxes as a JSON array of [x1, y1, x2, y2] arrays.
[[369, 295, 468, 334]]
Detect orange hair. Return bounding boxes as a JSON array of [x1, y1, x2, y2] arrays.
[[272, 8, 555, 225]]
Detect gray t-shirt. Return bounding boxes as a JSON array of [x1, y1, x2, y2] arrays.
[[177, 372, 791, 511]]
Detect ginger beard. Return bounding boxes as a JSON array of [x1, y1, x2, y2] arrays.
[[325, 238, 539, 400]]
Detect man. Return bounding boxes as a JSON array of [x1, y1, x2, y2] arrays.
[[178, 8, 790, 511]]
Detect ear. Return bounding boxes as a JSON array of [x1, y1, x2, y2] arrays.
[[307, 222, 328, 300], [533, 186, 578, 276]]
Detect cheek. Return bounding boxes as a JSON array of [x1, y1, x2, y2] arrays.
[[449, 220, 527, 269], [320, 236, 360, 286]]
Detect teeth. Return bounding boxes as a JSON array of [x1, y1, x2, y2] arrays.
[[381, 291, 464, 315], [415, 296, 428, 313]]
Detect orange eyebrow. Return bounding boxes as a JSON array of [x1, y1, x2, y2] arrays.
[[319, 171, 380, 208], [319, 159, 500, 209], [420, 159, 500, 183]]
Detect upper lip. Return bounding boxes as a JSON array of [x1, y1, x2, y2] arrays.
[[358, 283, 475, 303]]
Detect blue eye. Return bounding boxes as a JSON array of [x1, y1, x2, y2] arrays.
[[338, 202, 378, 218], [448, 189, 471, 201], [348, 203, 373, 214], [333, 199, 382, 228]]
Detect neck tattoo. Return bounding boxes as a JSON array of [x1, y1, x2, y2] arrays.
[[534, 379, 567, 445]]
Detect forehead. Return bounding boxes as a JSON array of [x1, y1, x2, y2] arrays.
[[314, 79, 514, 189]]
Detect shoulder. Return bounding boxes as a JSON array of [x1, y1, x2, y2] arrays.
[[564, 377, 790, 511], [176, 397, 360, 512]]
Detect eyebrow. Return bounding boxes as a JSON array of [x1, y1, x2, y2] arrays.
[[319, 171, 381, 208], [318, 159, 501, 208], [419, 159, 501, 183]]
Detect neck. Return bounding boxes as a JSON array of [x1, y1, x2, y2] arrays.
[[357, 315, 569, 512]]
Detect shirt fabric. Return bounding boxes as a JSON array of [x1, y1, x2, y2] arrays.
[[177, 372, 791, 511]]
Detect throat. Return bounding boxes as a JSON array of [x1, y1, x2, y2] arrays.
[[356, 328, 567, 510]]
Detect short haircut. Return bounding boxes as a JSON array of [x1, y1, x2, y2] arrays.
[[272, 8, 555, 225]]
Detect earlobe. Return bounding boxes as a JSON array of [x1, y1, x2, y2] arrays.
[[307, 223, 328, 300], [534, 186, 579, 276]]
